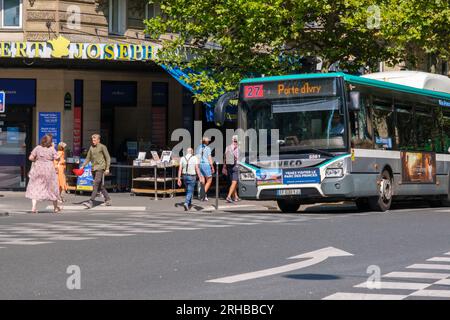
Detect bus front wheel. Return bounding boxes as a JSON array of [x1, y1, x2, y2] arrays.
[[277, 199, 301, 213], [368, 169, 393, 212]]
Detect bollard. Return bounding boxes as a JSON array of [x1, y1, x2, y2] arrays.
[[215, 163, 219, 211]]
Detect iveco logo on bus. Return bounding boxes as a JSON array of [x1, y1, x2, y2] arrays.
[[258, 160, 303, 168]]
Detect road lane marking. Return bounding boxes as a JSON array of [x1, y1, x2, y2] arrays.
[[409, 290, 450, 298], [434, 279, 450, 286], [45, 205, 147, 211], [427, 257, 450, 262], [323, 293, 407, 300], [407, 264, 450, 271], [383, 272, 450, 280], [207, 247, 353, 284], [354, 281, 430, 290]]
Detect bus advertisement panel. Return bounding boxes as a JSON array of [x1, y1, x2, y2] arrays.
[[401, 152, 436, 184]]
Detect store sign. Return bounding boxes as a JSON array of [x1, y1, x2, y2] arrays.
[[39, 112, 61, 147], [0, 36, 160, 61], [0, 91, 5, 113]]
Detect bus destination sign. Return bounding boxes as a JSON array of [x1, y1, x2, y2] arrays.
[[243, 78, 337, 100]]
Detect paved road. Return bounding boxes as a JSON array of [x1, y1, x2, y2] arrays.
[[1, 202, 450, 299]]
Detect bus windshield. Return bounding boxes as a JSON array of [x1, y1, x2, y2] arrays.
[[244, 96, 347, 154]]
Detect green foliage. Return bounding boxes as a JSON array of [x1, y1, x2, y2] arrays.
[[144, 0, 450, 103]]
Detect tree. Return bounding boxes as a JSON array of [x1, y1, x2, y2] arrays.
[[145, 0, 449, 103]]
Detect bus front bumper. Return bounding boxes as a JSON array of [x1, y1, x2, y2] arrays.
[[239, 174, 378, 201]]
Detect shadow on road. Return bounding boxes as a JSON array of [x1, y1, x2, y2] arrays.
[[284, 274, 341, 281]]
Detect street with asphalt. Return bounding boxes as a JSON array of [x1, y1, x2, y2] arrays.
[[1, 191, 450, 300]]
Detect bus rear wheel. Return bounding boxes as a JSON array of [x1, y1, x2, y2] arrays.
[[277, 199, 301, 213], [368, 169, 393, 212]]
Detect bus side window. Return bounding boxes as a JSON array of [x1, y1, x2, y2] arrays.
[[441, 108, 450, 153], [350, 93, 373, 149], [372, 97, 395, 150], [395, 102, 415, 151], [415, 103, 438, 152]]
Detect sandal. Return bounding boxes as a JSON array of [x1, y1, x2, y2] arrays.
[[54, 206, 62, 214], [31, 209, 38, 214]]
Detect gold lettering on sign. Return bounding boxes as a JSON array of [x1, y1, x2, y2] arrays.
[[31, 42, 44, 58], [0, 43, 12, 57], [117, 44, 130, 60], [104, 44, 114, 60], [15, 42, 27, 57], [132, 45, 143, 60], [74, 43, 84, 59], [86, 44, 101, 59]]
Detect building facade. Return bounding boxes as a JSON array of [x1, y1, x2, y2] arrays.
[[0, 0, 200, 189]]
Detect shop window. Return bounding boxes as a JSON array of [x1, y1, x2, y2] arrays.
[[146, 1, 161, 19], [372, 97, 395, 150], [395, 102, 415, 150], [415, 103, 439, 152], [1, 0, 22, 28], [109, 0, 126, 35]]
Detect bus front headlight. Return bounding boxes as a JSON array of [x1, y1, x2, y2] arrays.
[[239, 166, 256, 181], [325, 160, 345, 178], [325, 168, 344, 178]]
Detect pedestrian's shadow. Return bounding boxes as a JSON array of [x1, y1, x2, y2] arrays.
[[174, 202, 204, 212]]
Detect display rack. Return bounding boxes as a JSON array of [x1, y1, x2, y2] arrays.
[[131, 163, 185, 199]]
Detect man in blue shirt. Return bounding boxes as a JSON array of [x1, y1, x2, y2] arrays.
[[329, 113, 345, 136], [195, 136, 215, 201]]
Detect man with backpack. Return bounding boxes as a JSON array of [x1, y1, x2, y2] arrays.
[[177, 148, 204, 211]]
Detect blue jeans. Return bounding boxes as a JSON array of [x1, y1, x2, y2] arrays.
[[183, 175, 197, 206]]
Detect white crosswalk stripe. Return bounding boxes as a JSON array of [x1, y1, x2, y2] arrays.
[[323, 250, 450, 300], [0, 212, 304, 249], [323, 293, 407, 300]]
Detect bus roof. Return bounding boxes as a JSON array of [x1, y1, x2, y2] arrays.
[[240, 72, 450, 100]]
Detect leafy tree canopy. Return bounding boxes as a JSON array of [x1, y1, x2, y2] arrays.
[[145, 0, 450, 102]]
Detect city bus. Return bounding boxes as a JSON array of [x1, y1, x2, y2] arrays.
[[215, 71, 450, 212]]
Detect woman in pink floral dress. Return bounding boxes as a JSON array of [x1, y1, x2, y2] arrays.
[[26, 134, 62, 213]]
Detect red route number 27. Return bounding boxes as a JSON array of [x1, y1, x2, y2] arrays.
[[244, 85, 264, 99]]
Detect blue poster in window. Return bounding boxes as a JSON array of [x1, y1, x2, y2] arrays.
[[39, 112, 61, 147], [283, 168, 321, 184], [76, 159, 93, 191]]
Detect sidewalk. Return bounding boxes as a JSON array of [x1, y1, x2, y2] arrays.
[[0, 191, 278, 215]]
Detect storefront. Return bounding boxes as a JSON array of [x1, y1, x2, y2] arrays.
[[0, 79, 35, 189], [0, 37, 203, 189]]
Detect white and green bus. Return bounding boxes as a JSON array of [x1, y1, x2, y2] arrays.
[[216, 71, 450, 212]]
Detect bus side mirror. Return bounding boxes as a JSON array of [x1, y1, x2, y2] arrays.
[[348, 91, 361, 111], [214, 91, 238, 126]]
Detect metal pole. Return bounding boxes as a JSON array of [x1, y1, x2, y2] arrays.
[[154, 166, 158, 201], [215, 163, 219, 211]]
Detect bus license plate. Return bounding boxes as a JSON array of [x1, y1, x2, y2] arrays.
[[277, 189, 302, 196]]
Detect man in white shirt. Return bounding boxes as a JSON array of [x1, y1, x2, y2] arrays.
[[177, 148, 204, 211]]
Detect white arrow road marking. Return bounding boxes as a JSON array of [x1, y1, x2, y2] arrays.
[[207, 247, 353, 284]]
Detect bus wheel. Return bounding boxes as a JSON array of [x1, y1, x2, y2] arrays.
[[277, 199, 301, 213], [355, 198, 370, 211], [368, 169, 393, 212]]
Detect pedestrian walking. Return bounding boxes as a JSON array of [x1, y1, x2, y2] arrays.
[[195, 136, 215, 201], [223, 135, 240, 203], [80, 134, 112, 209], [54, 141, 68, 202], [177, 148, 204, 211], [25, 134, 62, 213]]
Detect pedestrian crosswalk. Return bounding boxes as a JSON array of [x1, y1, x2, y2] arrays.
[[323, 251, 450, 300], [0, 212, 307, 249]]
